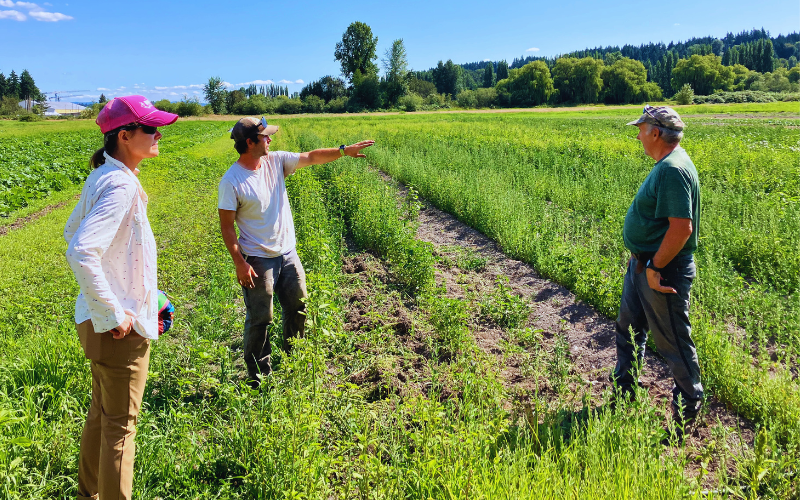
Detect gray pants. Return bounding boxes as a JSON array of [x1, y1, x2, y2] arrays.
[[613, 254, 703, 411], [241, 249, 307, 379]]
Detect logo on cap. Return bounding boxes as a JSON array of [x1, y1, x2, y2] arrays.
[[140, 100, 153, 109]]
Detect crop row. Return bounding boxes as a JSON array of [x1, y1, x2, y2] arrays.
[[0, 122, 711, 497], [275, 113, 800, 447]]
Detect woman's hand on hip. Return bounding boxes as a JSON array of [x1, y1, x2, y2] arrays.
[[112, 313, 135, 339]]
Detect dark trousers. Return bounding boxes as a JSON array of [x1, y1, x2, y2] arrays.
[[613, 254, 703, 411], [241, 249, 307, 379]]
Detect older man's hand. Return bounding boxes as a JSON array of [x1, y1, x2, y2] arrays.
[[646, 268, 677, 294]]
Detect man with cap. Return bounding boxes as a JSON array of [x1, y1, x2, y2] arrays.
[[218, 116, 374, 386], [612, 105, 703, 435]]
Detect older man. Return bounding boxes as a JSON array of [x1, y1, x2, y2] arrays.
[[218, 116, 374, 386], [613, 105, 703, 430]]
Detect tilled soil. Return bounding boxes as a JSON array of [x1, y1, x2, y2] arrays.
[[399, 187, 755, 487], [0, 194, 80, 236]]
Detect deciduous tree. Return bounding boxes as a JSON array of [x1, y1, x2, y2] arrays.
[[334, 21, 378, 82], [552, 57, 604, 103], [602, 57, 662, 104], [203, 76, 228, 114], [495, 60, 554, 107], [382, 39, 409, 105], [671, 54, 734, 95]]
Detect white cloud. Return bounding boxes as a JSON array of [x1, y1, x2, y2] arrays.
[[29, 10, 72, 21], [169, 92, 178, 96], [526, 47, 540, 52], [192, 90, 199, 94], [294, 79, 304, 84], [483, 59, 491, 62], [278, 79, 293, 84], [173, 85, 187, 89], [154, 86, 168, 90], [0, 1, 73, 21], [96, 87, 110, 91], [0, 9, 25, 20], [188, 84, 203, 89], [222, 81, 234, 88], [674, 23, 680, 26], [235, 79, 274, 86]]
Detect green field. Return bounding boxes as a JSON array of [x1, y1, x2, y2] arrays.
[[0, 105, 798, 498]]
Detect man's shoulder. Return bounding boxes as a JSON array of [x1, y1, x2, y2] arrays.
[[220, 162, 248, 184]]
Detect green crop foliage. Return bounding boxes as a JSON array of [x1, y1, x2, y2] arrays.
[[1, 107, 798, 498]]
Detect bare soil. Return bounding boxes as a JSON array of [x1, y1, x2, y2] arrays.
[[0, 195, 79, 237], [371, 177, 757, 488]]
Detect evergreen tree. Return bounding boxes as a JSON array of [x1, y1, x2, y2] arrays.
[[496, 60, 509, 81], [432, 60, 461, 96], [8, 70, 19, 99], [483, 62, 494, 88], [99, 93, 108, 104], [19, 70, 38, 100], [0, 73, 6, 98]]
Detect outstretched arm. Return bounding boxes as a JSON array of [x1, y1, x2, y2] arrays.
[[296, 140, 375, 170]]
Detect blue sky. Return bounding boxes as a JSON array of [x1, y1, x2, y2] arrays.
[[1, 0, 797, 102]]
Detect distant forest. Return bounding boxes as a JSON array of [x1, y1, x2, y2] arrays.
[[451, 29, 799, 97]]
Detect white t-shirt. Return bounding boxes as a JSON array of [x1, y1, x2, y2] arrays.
[[218, 151, 301, 258]]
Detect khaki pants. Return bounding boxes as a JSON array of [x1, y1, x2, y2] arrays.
[[76, 320, 150, 500]]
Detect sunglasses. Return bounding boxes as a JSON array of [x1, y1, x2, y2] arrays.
[[128, 124, 158, 135]]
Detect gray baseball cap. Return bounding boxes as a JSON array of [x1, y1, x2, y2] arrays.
[[627, 105, 685, 131], [230, 116, 278, 142]]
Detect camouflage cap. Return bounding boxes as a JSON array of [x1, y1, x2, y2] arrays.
[[626, 104, 685, 131]]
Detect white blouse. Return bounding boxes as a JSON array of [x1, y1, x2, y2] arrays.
[[64, 152, 159, 340]]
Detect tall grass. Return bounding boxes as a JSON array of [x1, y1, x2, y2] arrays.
[[0, 118, 729, 498]]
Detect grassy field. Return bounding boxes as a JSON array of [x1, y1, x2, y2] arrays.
[[0, 105, 798, 498]]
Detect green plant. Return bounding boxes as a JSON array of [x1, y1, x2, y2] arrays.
[[674, 83, 695, 105], [480, 276, 530, 329]]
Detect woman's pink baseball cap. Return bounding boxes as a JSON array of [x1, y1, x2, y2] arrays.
[[96, 95, 179, 134]]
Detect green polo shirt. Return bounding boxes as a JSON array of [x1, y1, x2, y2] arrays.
[[623, 147, 700, 256]]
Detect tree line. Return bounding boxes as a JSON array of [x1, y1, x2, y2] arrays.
[[166, 24, 798, 117]]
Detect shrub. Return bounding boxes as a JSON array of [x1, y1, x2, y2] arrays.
[[673, 83, 695, 105], [176, 97, 204, 117], [154, 99, 178, 114], [233, 95, 273, 115], [398, 93, 423, 112], [475, 87, 498, 108], [0, 96, 22, 116], [689, 90, 794, 104], [325, 96, 348, 113], [302, 95, 325, 114], [275, 96, 303, 114], [456, 89, 478, 109], [17, 113, 42, 122]]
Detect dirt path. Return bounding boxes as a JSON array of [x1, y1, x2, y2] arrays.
[[0, 195, 79, 237], [403, 188, 754, 486]]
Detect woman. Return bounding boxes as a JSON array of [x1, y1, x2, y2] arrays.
[[64, 95, 177, 500]]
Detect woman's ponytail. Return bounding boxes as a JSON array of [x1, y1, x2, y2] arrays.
[[89, 130, 121, 169]]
